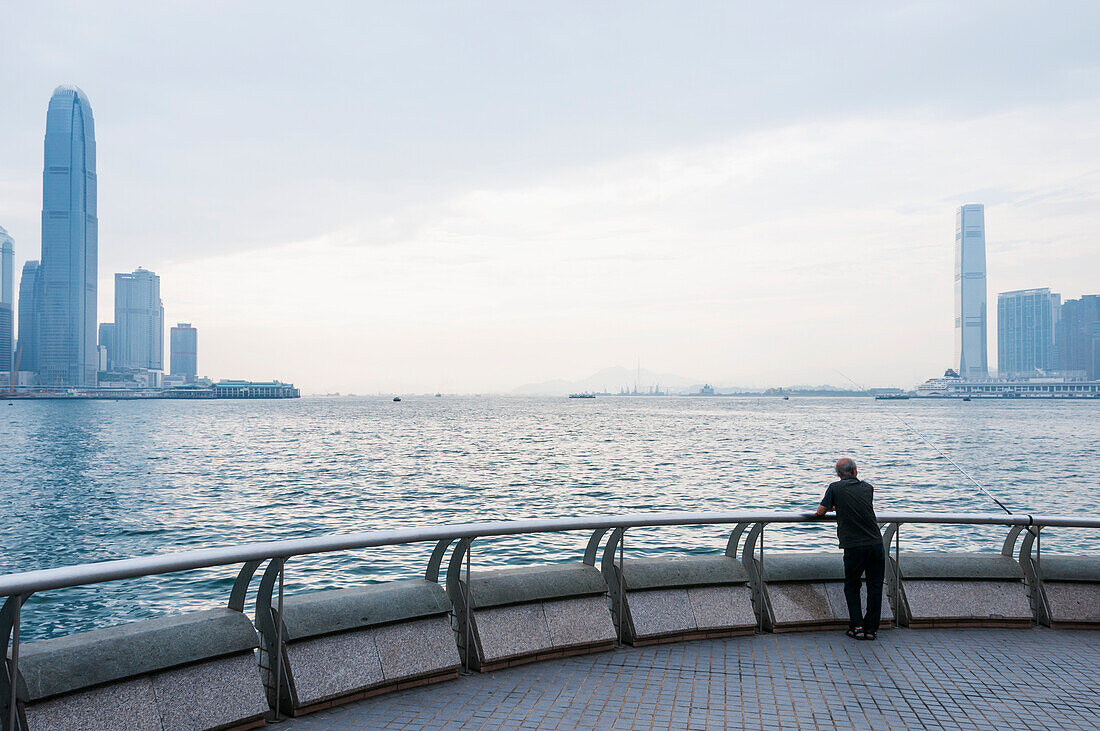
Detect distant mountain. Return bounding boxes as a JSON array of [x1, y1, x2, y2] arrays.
[[513, 366, 700, 396]]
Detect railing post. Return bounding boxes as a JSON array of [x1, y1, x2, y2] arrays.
[[617, 530, 625, 646], [7, 595, 19, 731], [464, 540, 472, 675], [273, 559, 286, 721], [893, 524, 900, 614], [758, 525, 765, 632]]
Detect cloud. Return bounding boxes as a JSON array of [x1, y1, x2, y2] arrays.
[[142, 102, 1100, 392]]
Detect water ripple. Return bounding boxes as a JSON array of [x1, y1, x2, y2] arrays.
[[0, 395, 1097, 640]]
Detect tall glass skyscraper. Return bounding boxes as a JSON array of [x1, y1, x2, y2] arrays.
[[40, 85, 98, 386], [17, 261, 42, 374], [0, 226, 12, 308], [170, 322, 198, 380], [998, 288, 1061, 377], [954, 204, 988, 378], [0, 226, 13, 373], [114, 268, 164, 370]]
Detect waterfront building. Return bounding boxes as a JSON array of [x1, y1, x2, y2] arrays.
[[97, 367, 162, 389], [97, 322, 116, 371], [998, 287, 1061, 377], [0, 227, 12, 308], [39, 85, 98, 386], [0, 303, 11, 374], [1059, 295, 1100, 380], [170, 322, 197, 380], [213, 379, 300, 398], [16, 261, 42, 374], [113, 268, 163, 371], [916, 370, 1100, 398], [954, 204, 989, 378], [0, 227, 13, 371]]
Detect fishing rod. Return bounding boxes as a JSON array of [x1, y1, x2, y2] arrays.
[[834, 370, 1014, 515]]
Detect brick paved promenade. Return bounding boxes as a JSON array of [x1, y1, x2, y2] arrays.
[[285, 627, 1099, 730]]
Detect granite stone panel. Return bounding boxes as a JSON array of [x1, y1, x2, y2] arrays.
[[286, 629, 384, 706], [474, 603, 553, 663], [543, 596, 616, 648], [628, 589, 694, 639], [23, 676, 160, 731], [374, 617, 460, 681], [904, 580, 1032, 622], [687, 586, 756, 631], [1043, 582, 1100, 625], [151, 652, 267, 730], [823, 583, 894, 624], [767, 583, 832, 627]]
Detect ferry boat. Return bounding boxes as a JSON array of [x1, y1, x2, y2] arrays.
[[568, 393, 596, 399]]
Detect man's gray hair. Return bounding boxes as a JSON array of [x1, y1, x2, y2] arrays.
[[835, 457, 857, 478]]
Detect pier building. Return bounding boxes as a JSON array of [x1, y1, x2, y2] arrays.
[[915, 371, 1100, 397]]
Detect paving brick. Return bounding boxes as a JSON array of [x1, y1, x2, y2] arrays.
[[284, 627, 1100, 729]]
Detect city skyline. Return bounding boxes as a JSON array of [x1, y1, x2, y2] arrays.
[[2, 4, 1100, 392]]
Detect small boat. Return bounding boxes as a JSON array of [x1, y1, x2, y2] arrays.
[[393, 396, 402, 402], [569, 393, 596, 399], [435, 393, 442, 398], [962, 396, 972, 402], [783, 396, 789, 400]]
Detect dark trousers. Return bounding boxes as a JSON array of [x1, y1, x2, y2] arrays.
[[843, 543, 885, 632]]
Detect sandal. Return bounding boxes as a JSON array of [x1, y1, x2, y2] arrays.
[[846, 627, 861, 639], [855, 629, 877, 641]]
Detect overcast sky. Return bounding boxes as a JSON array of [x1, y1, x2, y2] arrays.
[[2, 2, 1099, 393]]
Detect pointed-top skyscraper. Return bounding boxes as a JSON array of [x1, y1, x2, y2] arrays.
[[39, 85, 98, 386], [954, 204, 988, 378]]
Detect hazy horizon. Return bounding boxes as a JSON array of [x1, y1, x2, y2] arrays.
[[2, 2, 1099, 393]]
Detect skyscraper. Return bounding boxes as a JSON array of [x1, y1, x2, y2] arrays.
[[98, 322, 116, 371], [39, 85, 98, 386], [1059, 295, 1100, 379], [0, 227, 13, 373], [17, 261, 42, 375], [954, 204, 988, 378], [114, 268, 163, 370], [0, 227, 12, 308], [170, 323, 198, 380], [998, 288, 1061, 377], [0, 304, 10, 375]]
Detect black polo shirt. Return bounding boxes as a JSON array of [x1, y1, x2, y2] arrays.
[[820, 477, 882, 549]]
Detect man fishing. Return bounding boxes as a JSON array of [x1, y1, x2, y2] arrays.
[[814, 457, 885, 640]]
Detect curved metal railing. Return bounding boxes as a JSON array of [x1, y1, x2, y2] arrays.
[[3, 511, 1097, 598], [3, 510, 1099, 729]]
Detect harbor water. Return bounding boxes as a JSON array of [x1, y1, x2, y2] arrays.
[[2, 395, 1097, 641]]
